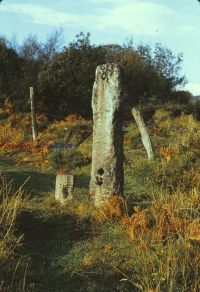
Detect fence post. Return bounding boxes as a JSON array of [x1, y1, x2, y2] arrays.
[[30, 87, 37, 141]]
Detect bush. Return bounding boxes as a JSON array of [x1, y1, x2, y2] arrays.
[[171, 90, 192, 104], [48, 148, 89, 173], [169, 104, 187, 118], [165, 100, 200, 121], [186, 100, 200, 121], [140, 104, 157, 122]]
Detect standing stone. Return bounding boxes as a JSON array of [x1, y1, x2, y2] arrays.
[[90, 63, 124, 206], [132, 107, 154, 160], [55, 174, 74, 203]]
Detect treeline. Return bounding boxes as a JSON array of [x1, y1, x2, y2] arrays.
[[0, 31, 191, 119]]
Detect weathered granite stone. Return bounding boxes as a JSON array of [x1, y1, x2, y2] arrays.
[[132, 107, 154, 160], [55, 174, 74, 203], [89, 63, 124, 206]]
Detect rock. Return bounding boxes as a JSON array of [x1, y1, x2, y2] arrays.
[[55, 174, 74, 203], [89, 63, 125, 206]]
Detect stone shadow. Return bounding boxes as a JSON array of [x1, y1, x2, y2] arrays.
[[74, 173, 90, 189], [15, 209, 92, 291], [2, 170, 55, 196]]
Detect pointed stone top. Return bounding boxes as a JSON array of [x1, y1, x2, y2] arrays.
[[96, 63, 122, 82]]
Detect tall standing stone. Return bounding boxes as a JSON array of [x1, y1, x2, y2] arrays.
[[90, 63, 124, 206]]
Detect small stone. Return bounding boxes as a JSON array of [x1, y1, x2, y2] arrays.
[[55, 174, 74, 203]]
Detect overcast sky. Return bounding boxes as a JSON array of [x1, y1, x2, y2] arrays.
[[0, 0, 200, 95]]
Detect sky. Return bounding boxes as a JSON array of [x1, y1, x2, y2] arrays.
[[0, 0, 200, 95]]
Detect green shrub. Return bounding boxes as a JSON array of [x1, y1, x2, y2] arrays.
[[186, 100, 200, 121], [140, 103, 157, 122], [48, 148, 89, 173]]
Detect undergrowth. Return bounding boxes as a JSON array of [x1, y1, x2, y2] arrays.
[[57, 188, 200, 292], [0, 104, 200, 291], [0, 175, 29, 291]]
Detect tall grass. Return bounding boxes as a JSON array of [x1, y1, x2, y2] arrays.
[[60, 186, 200, 291], [0, 105, 200, 291], [0, 175, 28, 291]]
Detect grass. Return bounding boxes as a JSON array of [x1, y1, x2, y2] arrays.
[[0, 106, 200, 291], [0, 175, 28, 291]]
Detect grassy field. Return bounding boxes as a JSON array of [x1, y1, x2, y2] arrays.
[[0, 104, 200, 291]]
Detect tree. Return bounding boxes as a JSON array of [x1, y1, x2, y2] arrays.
[[151, 44, 186, 97], [41, 28, 63, 62], [0, 30, 64, 112], [39, 32, 107, 117], [0, 31, 187, 118], [110, 41, 186, 106], [17, 30, 63, 111], [0, 37, 22, 102]]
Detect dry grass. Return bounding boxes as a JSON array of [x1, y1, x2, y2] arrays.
[[0, 175, 29, 291], [61, 186, 200, 291], [0, 105, 200, 290]]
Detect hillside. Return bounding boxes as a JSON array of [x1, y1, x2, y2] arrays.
[[0, 105, 200, 291]]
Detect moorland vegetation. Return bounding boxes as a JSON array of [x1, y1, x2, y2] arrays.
[[0, 31, 200, 291]]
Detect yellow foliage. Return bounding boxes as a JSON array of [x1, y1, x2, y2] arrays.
[[75, 203, 89, 216], [120, 207, 148, 241], [64, 114, 85, 123], [82, 256, 94, 266], [0, 177, 27, 261], [103, 244, 112, 253], [160, 146, 179, 162], [186, 219, 200, 243], [153, 109, 169, 122], [182, 169, 200, 188], [3, 97, 13, 114], [94, 196, 125, 222], [42, 145, 49, 156], [36, 113, 48, 124]]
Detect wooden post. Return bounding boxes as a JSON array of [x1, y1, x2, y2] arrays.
[[132, 107, 154, 160], [30, 87, 37, 141]]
